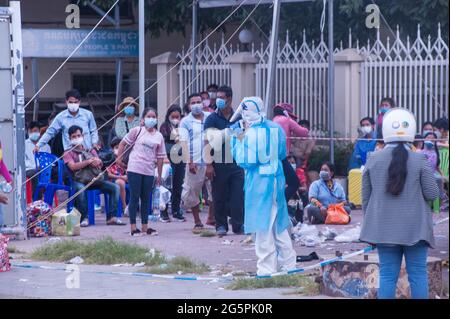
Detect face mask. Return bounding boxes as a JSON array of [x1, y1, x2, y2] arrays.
[[124, 105, 135, 116], [208, 91, 217, 99], [191, 103, 203, 115], [216, 98, 227, 110], [144, 117, 157, 128], [67, 103, 80, 113], [319, 170, 330, 181], [434, 130, 442, 139], [169, 118, 180, 126], [203, 99, 211, 108], [113, 149, 119, 156], [379, 107, 389, 114], [422, 130, 433, 137], [361, 125, 372, 135], [70, 137, 83, 146], [29, 132, 40, 142], [424, 141, 434, 149], [290, 163, 296, 171]]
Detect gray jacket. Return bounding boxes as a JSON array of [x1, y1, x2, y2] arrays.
[[359, 145, 439, 248]]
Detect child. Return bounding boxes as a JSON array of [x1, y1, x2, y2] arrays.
[[107, 137, 128, 216]]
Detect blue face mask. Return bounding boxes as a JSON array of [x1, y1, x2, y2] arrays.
[[424, 141, 434, 149], [124, 105, 135, 116], [319, 170, 331, 181], [29, 132, 40, 142], [144, 117, 157, 128], [380, 107, 389, 114], [216, 98, 227, 110]]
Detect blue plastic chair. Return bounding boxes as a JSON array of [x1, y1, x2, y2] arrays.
[[34, 152, 73, 210]]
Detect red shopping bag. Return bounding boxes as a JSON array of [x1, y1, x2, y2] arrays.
[[325, 203, 350, 225]]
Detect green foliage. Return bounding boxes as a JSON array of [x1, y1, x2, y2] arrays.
[[227, 274, 319, 294], [85, 0, 448, 43], [307, 141, 354, 177]]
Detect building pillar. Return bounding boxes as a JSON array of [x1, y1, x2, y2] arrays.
[[224, 52, 258, 107], [150, 52, 179, 125], [333, 49, 364, 139]]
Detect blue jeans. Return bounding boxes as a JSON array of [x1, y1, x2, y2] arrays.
[[127, 171, 154, 225], [377, 241, 429, 299], [72, 179, 120, 222]]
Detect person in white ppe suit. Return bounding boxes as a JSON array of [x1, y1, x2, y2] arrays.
[[229, 97, 297, 276]]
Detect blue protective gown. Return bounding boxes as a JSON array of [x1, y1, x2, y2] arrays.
[[230, 119, 290, 234]]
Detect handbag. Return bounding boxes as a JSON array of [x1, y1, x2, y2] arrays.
[[325, 203, 350, 225], [122, 127, 143, 165], [73, 150, 104, 186]]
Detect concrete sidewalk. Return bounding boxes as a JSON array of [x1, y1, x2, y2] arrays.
[[2, 209, 448, 299]]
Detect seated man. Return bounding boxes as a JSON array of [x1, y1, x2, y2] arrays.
[[306, 161, 351, 224], [25, 121, 51, 194], [63, 125, 125, 227]]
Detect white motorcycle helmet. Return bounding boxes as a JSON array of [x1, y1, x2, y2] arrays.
[[382, 108, 417, 143]]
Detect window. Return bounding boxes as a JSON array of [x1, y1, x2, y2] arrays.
[[72, 73, 130, 97]]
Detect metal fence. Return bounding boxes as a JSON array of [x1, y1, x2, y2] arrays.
[[177, 25, 448, 133], [178, 38, 234, 106], [359, 25, 449, 129], [254, 31, 329, 136]]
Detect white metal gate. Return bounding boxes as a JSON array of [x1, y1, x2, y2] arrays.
[[178, 39, 234, 105], [360, 25, 449, 129], [254, 32, 329, 136]]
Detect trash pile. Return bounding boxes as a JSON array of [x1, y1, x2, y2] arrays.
[[292, 223, 361, 247]]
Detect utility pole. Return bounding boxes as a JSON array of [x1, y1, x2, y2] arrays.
[[328, 0, 335, 164], [192, 0, 198, 93], [139, 0, 145, 115]]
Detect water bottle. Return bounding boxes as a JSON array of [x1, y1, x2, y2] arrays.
[[152, 187, 160, 210], [0, 181, 12, 193]]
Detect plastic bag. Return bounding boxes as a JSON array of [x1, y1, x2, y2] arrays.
[[320, 227, 338, 240], [51, 208, 81, 236], [0, 234, 10, 272], [325, 203, 350, 225], [292, 223, 325, 247], [334, 226, 361, 243]]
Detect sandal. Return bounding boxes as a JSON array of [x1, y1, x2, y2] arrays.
[[146, 228, 159, 236], [107, 218, 127, 226], [131, 229, 142, 236], [192, 224, 204, 234]]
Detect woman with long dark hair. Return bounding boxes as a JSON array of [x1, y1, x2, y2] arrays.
[[360, 108, 439, 299], [159, 104, 186, 222]]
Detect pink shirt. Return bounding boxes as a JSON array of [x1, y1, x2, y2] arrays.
[[0, 142, 12, 183], [273, 115, 309, 154], [124, 126, 166, 176]]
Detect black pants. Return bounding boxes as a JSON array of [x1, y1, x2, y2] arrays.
[[170, 161, 185, 216], [212, 163, 244, 232], [127, 171, 154, 225], [282, 158, 300, 201]]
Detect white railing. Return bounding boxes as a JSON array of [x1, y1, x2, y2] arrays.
[[254, 31, 329, 136], [178, 38, 235, 105], [177, 25, 448, 134], [359, 25, 449, 130]]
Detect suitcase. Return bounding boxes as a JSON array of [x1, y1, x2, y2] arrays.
[[348, 168, 363, 207]]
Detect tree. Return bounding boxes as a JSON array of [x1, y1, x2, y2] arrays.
[[84, 0, 448, 43]]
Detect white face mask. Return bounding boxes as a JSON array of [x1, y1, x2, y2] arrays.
[[68, 103, 80, 113], [70, 137, 84, 146], [169, 118, 180, 126], [361, 125, 373, 135], [113, 149, 119, 156], [191, 103, 203, 115]]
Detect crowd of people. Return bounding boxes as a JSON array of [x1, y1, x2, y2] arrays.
[[0, 84, 448, 295]]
